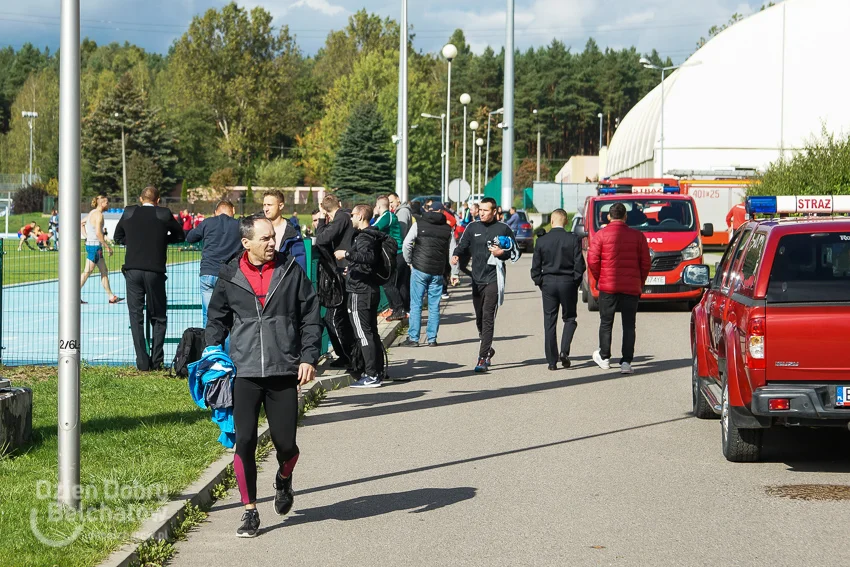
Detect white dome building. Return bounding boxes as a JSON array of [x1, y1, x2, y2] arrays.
[[605, 0, 850, 179]]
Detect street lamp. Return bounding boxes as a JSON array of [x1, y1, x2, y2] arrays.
[[639, 57, 700, 175], [22, 111, 39, 184], [113, 112, 128, 207], [533, 109, 540, 182], [476, 137, 484, 193], [469, 119, 479, 193], [395, 0, 409, 202], [421, 113, 446, 198], [485, 107, 503, 187], [597, 112, 604, 151], [442, 44, 457, 202], [460, 93, 471, 184]]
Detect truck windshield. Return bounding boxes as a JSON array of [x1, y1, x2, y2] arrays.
[[767, 233, 850, 303], [593, 199, 696, 232]]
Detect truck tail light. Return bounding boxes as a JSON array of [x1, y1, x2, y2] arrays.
[[747, 316, 766, 369], [768, 398, 790, 411]]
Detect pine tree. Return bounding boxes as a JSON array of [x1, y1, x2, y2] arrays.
[[82, 73, 177, 196], [330, 102, 393, 201]]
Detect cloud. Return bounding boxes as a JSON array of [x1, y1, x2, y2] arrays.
[[288, 0, 347, 17]]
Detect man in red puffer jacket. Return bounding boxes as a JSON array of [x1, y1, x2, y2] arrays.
[[587, 202, 650, 375]]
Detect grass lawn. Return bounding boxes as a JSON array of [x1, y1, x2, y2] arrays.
[[0, 365, 226, 567], [2, 242, 201, 286]]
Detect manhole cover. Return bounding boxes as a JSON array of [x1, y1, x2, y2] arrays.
[[766, 484, 850, 501]]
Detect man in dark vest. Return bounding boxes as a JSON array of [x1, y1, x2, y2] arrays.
[[530, 208, 585, 370], [113, 186, 184, 371], [399, 210, 453, 347]]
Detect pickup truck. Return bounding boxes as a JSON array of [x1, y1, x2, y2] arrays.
[[685, 198, 850, 461]]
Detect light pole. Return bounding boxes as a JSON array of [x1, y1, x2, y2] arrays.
[[597, 112, 604, 151], [114, 112, 128, 207], [395, 0, 409, 202], [501, 0, 515, 210], [485, 107, 503, 187], [421, 113, 446, 198], [460, 93, 471, 184], [533, 109, 540, 182], [476, 137, 484, 193], [442, 44, 457, 203], [22, 111, 39, 184], [640, 57, 698, 176], [469, 120, 479, 193]]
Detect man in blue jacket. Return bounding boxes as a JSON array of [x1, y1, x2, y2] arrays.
[[186, 200, 243, 325]]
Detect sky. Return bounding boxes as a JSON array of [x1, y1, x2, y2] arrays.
[[0, 0, 766, 63]]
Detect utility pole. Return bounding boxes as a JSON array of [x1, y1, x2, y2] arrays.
[[58, 0, 82, 509], [533, 109, 540, 182], [501, 0, 515, 210], [22, 111, 39, 184], [114, 113, 128, 208]]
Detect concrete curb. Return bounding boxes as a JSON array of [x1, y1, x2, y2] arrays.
[[99, 317, 403, 567]]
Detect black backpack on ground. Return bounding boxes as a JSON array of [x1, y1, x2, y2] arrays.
[[171, 327, 206, 377], [371, 231, 398, 286]]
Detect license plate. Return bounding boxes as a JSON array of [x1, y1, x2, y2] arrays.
[[837, 387, 850, 406], [645, 276, 666, 286]]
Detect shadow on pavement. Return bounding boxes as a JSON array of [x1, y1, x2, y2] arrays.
[[428, 334, 532, 348], [258, 487, 477, 533], [321, 390, 429, 408]]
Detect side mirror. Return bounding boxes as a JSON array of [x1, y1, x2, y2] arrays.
[[682, 264, 711, 288], [701, 223, 714, 237], [573, 219, 587, 239]]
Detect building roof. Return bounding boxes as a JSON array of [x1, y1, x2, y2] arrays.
[[606, 0, 850, 178]]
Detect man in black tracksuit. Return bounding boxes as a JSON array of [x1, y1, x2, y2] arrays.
[[313, 195, 357, 369], [451, 197, 521, 372], [530, 208, 586, 370], [206, 216, 322, 537], [335, 204, 385, 388], [113, 186, 184, 371]]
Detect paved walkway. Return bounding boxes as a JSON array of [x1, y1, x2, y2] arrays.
[[169, 256, 850, 566]]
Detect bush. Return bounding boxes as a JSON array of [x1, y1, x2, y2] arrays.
[[209, 167, 236, 191], [13, 184, 48, 214], [256, 158, 301, 188], [753, 128, 850, 196]]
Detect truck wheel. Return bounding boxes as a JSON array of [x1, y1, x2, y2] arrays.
[[587, 289, 599, 312], [720, 379, 762, 462], [692, 351, 717, 419]]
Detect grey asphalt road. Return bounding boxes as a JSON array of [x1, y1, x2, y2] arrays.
[[169, 256, 850, 567]]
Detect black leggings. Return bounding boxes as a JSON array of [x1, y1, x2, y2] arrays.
[[233, 376, 300, 505]]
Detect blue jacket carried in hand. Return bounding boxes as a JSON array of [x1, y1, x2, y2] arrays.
[[188, 346, 236, 448]]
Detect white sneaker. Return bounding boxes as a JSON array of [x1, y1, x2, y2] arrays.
[[620, 362, 634, 375], [592, 350, 610, 370]]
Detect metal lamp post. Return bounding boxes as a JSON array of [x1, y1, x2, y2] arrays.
[[22, 111, 39, 184], [485, 107, 503, 188], [114, 112, 128, 207], [442, 44, 457, 203], [640, 57, 681, 176], [501, 0, 516, 210], [533, 109, 540, 182], [395, 0, 409, 202], [476, 137, 484, 193], [469, 120, 479, 193], [421, 113, 446, 198], [597, 112, 604, 151], [459, 93, 471, 184]]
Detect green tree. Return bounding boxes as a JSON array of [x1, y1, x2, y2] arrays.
[[256, 158, 301, 188], [81, 73, 176, 196], [752, 129, 850, 196], [126, 151, 163, 195], [330, 102, 393, 200]]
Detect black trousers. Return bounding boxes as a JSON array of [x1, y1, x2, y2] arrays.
[[124, 268, 167, 371], [233, 376, 299, 505], [324, 293, 356, 365], [472, 281, 499, 359], [541, 277, 579, 365], [598, 292, 639, 364], [348, 287, 383, 378]]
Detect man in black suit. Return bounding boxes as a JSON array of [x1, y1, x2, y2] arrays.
[[530, 209, 586, 370], [114, 186, 185, 371]]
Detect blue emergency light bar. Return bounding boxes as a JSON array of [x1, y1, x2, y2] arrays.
[[599, 188, 617, 195], [746, 196, 777, 214], [746, 195, 850, 215]]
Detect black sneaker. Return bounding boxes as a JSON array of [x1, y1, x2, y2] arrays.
[[548, 364, 558, 371], [560, 355, 571, 369], [484, 348, 495, 367], [387, 309, 407, 321], [273, 474, 294, 516], [427, 341, 438, 347], [398, 338, 419, 347], [236, 508, 260, 537]]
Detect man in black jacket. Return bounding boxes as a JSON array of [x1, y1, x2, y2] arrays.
[[451, 197, 521, 373], [206, 215, 322, 538], [113, 186, 184, 371], [334, 204, 385, 388], [530, 208, 586, 370], [313, 195, 357, 370], [186, 200, 242, 325], [400, 211, 452, 347]]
